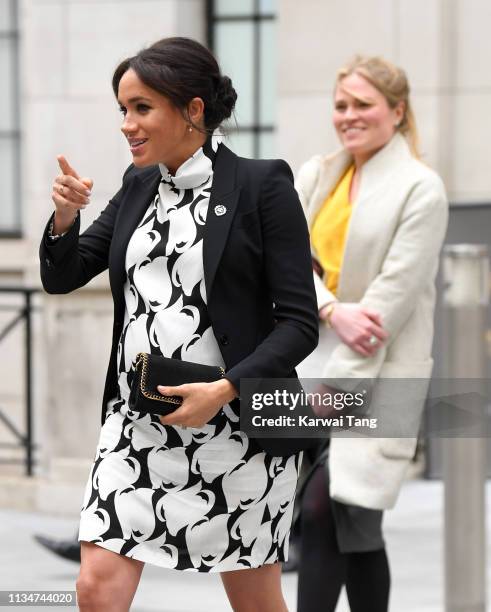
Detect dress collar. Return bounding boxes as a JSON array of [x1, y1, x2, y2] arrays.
[[158, 129, 223, 190]]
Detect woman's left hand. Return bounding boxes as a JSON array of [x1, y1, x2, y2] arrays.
[[157, 379, 237, 428]]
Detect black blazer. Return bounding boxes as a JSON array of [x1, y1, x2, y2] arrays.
[[40, 144, 319, 455]]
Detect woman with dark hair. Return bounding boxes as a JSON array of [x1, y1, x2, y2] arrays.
[[39, 37, 318, 611]]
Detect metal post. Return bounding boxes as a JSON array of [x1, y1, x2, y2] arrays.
[[442, 244, 488, 612], [25, 290, 33, 477]]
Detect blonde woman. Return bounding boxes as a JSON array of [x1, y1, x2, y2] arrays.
[[295, 56, 448, 611]]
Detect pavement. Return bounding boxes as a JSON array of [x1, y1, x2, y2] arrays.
[[0, 480, 490, 611]]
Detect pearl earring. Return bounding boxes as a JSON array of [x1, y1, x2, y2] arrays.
[[188, 126, 193, 132]]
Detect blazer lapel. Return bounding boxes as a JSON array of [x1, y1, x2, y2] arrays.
[[203, 144, 241, 301], [109, 167, 161, 301], [109, 146, 241, 307]]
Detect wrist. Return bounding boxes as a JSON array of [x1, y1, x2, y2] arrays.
[[52, 211, 77, 236], [320, 302, 337, 328], [214, 378, 237, 404]]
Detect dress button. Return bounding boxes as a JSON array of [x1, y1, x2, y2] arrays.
[[45, 258, 51, 267], [219, 334, 229, 346]]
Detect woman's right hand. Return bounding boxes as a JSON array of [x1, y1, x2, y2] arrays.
[[327, 303, 389, 357], [51, 155, 93, 234]]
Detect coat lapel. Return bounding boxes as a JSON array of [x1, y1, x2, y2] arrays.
[[109, 144, 241, 308], [337, 134, 413, 300], [109, 167, 161, 301], [203, 144, 241, 301], [307, 150, 352, 228]]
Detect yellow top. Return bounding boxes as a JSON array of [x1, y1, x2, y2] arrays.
[[311, 164, 355, 296]]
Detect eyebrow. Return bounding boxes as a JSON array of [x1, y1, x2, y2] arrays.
[[335, 90, 375, 105], [117, 96, 153, 105]]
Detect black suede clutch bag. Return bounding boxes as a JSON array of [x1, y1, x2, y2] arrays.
[[128, 352, 225, 416]]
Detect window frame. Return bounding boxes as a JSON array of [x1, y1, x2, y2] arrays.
[[0, 0, 21, 238], [206, 0, 276, 159]]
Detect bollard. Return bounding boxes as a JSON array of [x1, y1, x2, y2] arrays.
[[442, 244, 489, 612]]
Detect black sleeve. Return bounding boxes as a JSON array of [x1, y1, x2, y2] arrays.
[[225, 159, 319, 387], [39, 165, 134, 294]]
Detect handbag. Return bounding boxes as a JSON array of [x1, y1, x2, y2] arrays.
[[129, 352, 319, 457], [128, 352, 225, 416]]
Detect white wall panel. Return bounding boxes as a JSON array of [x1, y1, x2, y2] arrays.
[[277, 92, 337, 174], [21, 1, 65, 97], [397, 0, 442, 90], [455, 0, 491, 89], [279, 0, 396, 95], [452, 93, 491, 201]]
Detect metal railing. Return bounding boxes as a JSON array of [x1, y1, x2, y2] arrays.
[[0, 286, 39, 476]]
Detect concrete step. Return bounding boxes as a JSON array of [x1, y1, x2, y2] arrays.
[[0, 475, 84, 517]]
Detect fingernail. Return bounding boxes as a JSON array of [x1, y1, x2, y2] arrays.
[[85, 189, 91, 196]]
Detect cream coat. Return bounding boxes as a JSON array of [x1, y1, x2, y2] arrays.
[[295, 133, 448, 509]]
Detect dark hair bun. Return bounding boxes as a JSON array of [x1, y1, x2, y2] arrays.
[[206, 75, 237, 126], [216, 76, 237, 116]]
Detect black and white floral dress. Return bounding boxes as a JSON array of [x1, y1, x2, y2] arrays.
[[78, 133, 301, 572]]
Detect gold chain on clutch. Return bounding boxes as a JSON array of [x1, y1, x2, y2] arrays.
[[135, 352, 225, 405]]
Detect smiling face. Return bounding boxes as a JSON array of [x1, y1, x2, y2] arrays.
[[117, 68, 205, 172], [333, 72, 404, 165]]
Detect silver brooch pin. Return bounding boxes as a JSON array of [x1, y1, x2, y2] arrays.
[[214, 204, 227, 216]]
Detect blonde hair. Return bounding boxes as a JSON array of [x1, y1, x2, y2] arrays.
[[336, 55, 420, 158]]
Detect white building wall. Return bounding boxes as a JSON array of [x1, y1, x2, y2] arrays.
[[277, 0, 491, 203], [21, 0, 206, 257]]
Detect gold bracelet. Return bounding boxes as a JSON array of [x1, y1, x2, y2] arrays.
[[323, 302, 337, 328]]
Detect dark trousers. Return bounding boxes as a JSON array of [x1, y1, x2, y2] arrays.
[[296, 465, 391, 612]]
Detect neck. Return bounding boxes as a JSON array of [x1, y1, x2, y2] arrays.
[[166, 132, 208, 175]]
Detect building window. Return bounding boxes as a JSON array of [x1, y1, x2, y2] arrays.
[[0, 0, 21, 237], [207, 0, 276, 159]]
